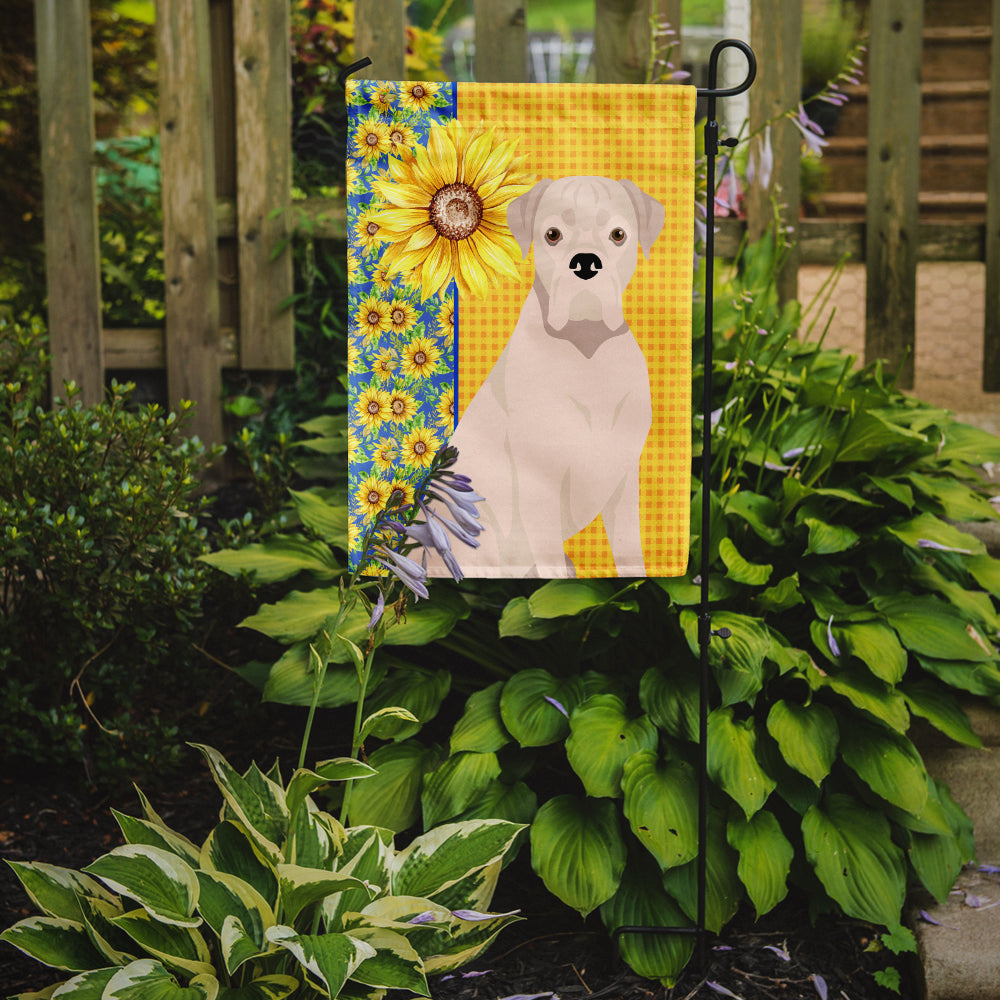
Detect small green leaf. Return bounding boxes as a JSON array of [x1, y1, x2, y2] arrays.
[[421, 751, 502, 828], [360, 706, 421, 742], [803, 517, 859, 555], [527, 579, 616, 618], [499, 670, 584, 747], [900, 680, 982, 748], [839, 718, 929, 817], [707, 707, 776, 818], [4, 862, 117, 923], [727, 811, 793, 917], [886, 512, 985, 557], [110, 909, 214, 978], [718, 537, 772, 585], [756, 573, 804, 614], [450, 682, 511, 754], [362, 667, 451, 740], [200, 536, 341, 584], [103, 959, 217, 999], [497, 597, 564, 639], [265, 926, 374, 998], [639, 664, 699, 742], [347, 740, 441, 832], [765, 700, 838, 786], [277, 865, 373, 925], [288, 489, 348, 547], [530, 795, 626, 917]]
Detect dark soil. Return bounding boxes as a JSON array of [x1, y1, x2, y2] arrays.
[[1, 749, 915, 1000]]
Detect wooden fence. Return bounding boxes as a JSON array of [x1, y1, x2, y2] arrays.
[[33, 0, 1000, 445]]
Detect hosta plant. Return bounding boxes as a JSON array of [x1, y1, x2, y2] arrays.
[[1, 743, 523, 999]]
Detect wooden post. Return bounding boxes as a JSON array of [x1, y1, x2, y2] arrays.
[[157, 0, 223, 445], [474, 0, 527, 83], [652, 0, 683, 80], [233, 0, 294, 369], [983, 0, 1000, 390], [864, 0, 923, 390], [354, 0, 406, 81], [747, 0, 801, 305], [595, 0, 654, 84], [34, 0, 104, 405]]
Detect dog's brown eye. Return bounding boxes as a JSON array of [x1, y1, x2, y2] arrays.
[[610, 228, 627, 245], [544, 227, 562, 246]]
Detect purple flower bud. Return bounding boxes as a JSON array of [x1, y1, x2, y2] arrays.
[[407, 911, 437, 925], [375, 545, 429, 600], [812, 974, 828, 1000], [827, 616, 841, 658], [367, 590, 385, 630], [544, 695, 569, 718]]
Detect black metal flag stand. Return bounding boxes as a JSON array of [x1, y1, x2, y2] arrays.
[[340, 39, 758, 975]]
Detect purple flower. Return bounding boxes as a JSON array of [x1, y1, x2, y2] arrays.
[[451, 908, 520, 921], [407, 911, 438, 925], [374, 544, 429, 600], [706, 983, 742, 999], [763, 944, 790, 961], [827, 616, 841, 658], [544, 695, 569, 718], [917, 538, 973, 554], [791, 104, 829, 156], [367, 589, 385, 630], [812, 974, 828, 1000], [747, 125, 774, 191]]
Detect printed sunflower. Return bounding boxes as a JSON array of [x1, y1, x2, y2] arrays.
[[387, 119, 418, 160], [355, 386, 392, 431], [353, 115, 392, 164], [387, 299, 419, 335], [398, 81, 442, 113], [353, 205, 385, 254], [354, 474, 394, 520], [387, 386, 419, 424], [373, 119, 534, 300], [400, 336, 442, 379], [372, 438, 400, 472], [371, 348, 399, 381], [436, 387, 455, 430], [372, 84, 394, 114], [401, 425, 440, 470], [355, 294, 393, 341]]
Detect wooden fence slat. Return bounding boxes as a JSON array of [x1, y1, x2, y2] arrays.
[[157, 0, 223, 445], [983, 0, 1000, 389], [233, 0, 294, 369], [747, 0, 802, 305], [864, 0, 923, 390], [34, 0, 103, 405], [473, 0, 526, 82], [594, 0, 655, 84], [354, 0, 407, 81]]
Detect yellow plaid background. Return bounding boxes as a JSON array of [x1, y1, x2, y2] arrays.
[[456, 83, 695, 577]]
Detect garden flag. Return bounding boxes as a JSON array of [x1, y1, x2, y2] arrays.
[[347, 80, 695, 578]]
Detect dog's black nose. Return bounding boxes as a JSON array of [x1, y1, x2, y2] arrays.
[[569, 252, 602, 280]]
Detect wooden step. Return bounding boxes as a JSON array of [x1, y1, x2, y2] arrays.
[[813, 190, 987, 222], [833, 80, 991, 138], [921, 0, 992, 28], [922, 25, 993, 82], [822, 134, 989, 193]]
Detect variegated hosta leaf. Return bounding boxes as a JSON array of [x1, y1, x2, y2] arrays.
[[265, 926, 375, 998], [421, 751, 501, 829], [425, 859, 501, 915], [285, 760, 376, 823], [529, 795, 626, 917], [190, 745, 287, 863], [450, 681, 511, 754], [214, 974, 300, 999], [0, 916, 107, 972], [344, 926, 429, 995], [110, 908, 214, 979], [599, 853, 694, 987], [4, 861, 118, 922], [288, 802, 344, 870], [323, 829, 393, 931], [112, 810, 202, 868], [219, 915, 271, 980], [77, 894, 136, 966], [46, 966, 118, 997], [621, 751, 699, 871], [499, 669, 585, 747], [347, 740, 442, 832], [661, 810, 742, 934], [838, 718, 929, 817], [391, 820, 524, 901], [83, 846, 200, 928], [102, 958, 218, 999], [200, 822, 278, 910], [566, 695, 658, 799], [195, 871, 274, 973], [726, 810, 793, 917], [362, 667, 452, 741], [422, 907, 522, 975], [802, 793, 906, 926], [706, 707, 776, 818], [276, 864, 375, 925], [765, 700, 838, 786]]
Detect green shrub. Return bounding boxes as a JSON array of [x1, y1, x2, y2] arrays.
[[1, 743, 524, 997], [0, 317, 220, 783]]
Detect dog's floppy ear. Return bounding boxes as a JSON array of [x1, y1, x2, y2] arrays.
[[507, 179, 555, 257], [619, 179, 665, 260]]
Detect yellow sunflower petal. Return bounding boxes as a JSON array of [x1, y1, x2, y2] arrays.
[[457, 239, 492, 299], [426, 124, 459, 188], [422, 237, 454, 300], [469, 229, 522, 280], [459, 129, 495, 186]]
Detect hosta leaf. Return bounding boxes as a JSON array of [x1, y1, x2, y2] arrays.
[[654, 574, 737, 606], [909, 829, 965, 905], [111, 909, 214, 978], [916, 655, 1000, 697], [199, 822, 278, 910], [191, 746, 287, 862], [906, 472, 998, 522], [362, 667, 451, 740], [835, 410, 927, 463], [453, 779, 538, 827], [718, 537, 772, 586], [360, 706, 421, 742], [803, 518, 859, 556], [76, 895, 135, 967], [423, 907, 522, 975], [285, 759, 376, 822], [111, 813, 201, 868], [910, 562, 1000, 633], [421, 751, 502, 828], [527, 579, 616, 618], [322, 829, 393, 931], [639, 664, 699, 742], [288, 488, 348, 547], [901, 680, 982, 748], [707, 708, 775, 818], [727, 811, 793, 917], [886, 512, 985, 557], [967, 553, 1000, 597], [103, 959, 218, 1000], [802, 794, 906, 926], [621, 751, 699, 870], [0, 917, 107, 971], [83, 846, 200, 928], [499, 670, 585, 747], [599, 853, 694, 987], [195, 871, 273, 973], [756, 573, 804, 614], [497, 597, 564, 639], [839, 718, 928, 816], [935, 421, 1000, 465], [260, 643, 387, 709], [5, 862, 117, 923], [216, 975, 299, 1000], [765, 700, 838, 786], [724, 490, 784, 546], [875, 594, 995, 662], [808, 661, 910, 732], [347, 740, 442, 832], [450, 682, 511, 754], [345, 926, 428, 994], [393, 820, 524, 900], [661, 810, 741, 933], [264, 926, 375, 997], [530, 795, 626, 917], [200, 536, 340, 584], [833, 621, 907, 684], [46, 967, 118, 998], [565, 695, 658, 798], [680, 610, 770, 706], [276, 865, 374, 925]]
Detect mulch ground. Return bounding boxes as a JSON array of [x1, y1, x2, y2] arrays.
[[1, 741, 913, 1000]]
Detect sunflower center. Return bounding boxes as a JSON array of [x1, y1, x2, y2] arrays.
[[392, 398, 405, 414], [411, 85, 426, 100], [365, 131, 379, 147], [391, 130, 404, 145], [367, 490, 381, 504], [429, 183, 483, 241], [367, 311, 380, 324], [413, 351, 427, 366], [392, 309, 405, 325], [367, 221, 379, 236], [367, 401, 380, 415], [413, 441, 427, 455]]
